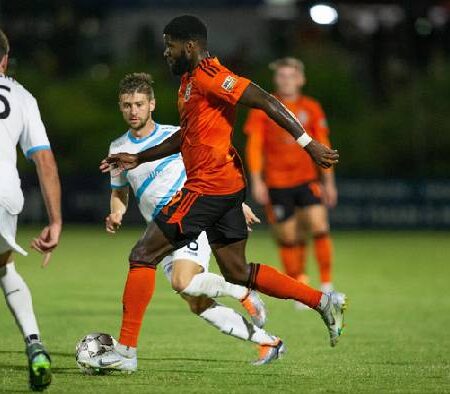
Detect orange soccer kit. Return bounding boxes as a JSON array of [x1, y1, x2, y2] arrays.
[[119, 58, 323, 348], [244, 96, 333, 286]]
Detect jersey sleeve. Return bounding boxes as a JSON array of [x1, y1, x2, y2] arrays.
[[108, 145, 129, 189], [196, 64, 251, 106], [310, 102, 330, 146], [19, 95, 51, 159], [244, 109, 266, 174]]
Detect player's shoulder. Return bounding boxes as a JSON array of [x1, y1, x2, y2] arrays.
[[300, 95, 324, 111], [194, 57, 231, 82], [109, 131, 129, 151], [0, 75, 35, 103], [158, 123, 180, 134]]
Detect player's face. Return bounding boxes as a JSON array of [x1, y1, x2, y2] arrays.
[[119, 93, 155, 130], [163, 34, 191, 76], [273, 66, 305, 97]]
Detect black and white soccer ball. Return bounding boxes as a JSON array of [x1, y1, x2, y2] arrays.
[[75, 333, 117, 374]]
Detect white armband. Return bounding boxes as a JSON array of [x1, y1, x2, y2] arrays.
[[296, 133, 312, 148]]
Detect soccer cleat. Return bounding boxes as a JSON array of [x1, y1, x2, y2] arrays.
[[240, 290, 267, 328], [252, 339, 286, 366], [79, 348, 137, 374], [26, 342, 52, 392], [318, 291, 347, 347]]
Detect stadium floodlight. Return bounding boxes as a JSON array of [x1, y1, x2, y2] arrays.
[[310, 4, 338, 25]]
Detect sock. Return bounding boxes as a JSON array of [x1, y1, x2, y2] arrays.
[[119, 263, 156, 348], [313, 233, 333, 284], [0, 262, 40, 339], [250, 263, 322, 309], [182, 272, 248, 300], [199, 302, 277, 345], [278, 242, 307, 280]]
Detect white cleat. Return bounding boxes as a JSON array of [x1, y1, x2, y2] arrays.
[[320, 283, 334, 294], [252, 339, 286, 366], [318, 291, 347, 347], [79, 348, 137, 374], [241, 290, 267, 328]]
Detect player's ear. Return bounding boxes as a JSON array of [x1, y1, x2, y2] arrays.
[[184, 40, 195, 56], [149, 99, 156, 112], [0, 54, 8, 72]]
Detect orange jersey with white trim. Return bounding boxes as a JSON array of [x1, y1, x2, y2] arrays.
[[244, 95, 330, 188], [178, 57, 251, 195]]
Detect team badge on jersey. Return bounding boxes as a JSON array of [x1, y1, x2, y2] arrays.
[[297, 110, 309, 124], [221, 76, 237, 92], [184, 82, 192, 102]]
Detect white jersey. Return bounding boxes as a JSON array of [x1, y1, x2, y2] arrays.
[[109, 123, 186, 222], [0, 75, 51, 215]]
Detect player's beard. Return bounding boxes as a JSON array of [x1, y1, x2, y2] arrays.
[[170, 50, 190, 76]]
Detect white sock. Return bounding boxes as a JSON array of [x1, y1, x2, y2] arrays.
[[182, 272, 248, 300], [199, 302, 277, 345], [0, 262, 40, 339], [115, 342, 137, 358]]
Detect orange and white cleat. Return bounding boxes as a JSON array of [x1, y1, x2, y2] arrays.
[[252, 339, 286, 366], [240, 290, 267, 328]]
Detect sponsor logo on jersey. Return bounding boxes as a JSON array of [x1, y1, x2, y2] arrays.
[[221, 76, 237, 92], [184, 82, 192, 102]]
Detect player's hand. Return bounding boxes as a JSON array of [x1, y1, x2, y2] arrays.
[[251, 178, 269, 206], [100, 153, 139, 175], [304, 140, 339, 169], [31, 222, 62, 268], [322, 180, 338, 209], [106, 212, 123, 234], [242, 203, 261, 231]]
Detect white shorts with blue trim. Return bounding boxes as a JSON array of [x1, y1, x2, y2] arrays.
[[162, 231, 211, 281], [0, 206, 27, 256]]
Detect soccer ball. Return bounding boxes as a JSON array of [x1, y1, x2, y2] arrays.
[[75, 333, 117, 374]]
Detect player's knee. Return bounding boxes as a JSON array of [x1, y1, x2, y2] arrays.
[[277, 236, 297, 247], [171, 275, 192, 293]]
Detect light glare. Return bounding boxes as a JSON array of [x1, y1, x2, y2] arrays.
[[310, 4, 338, 25]]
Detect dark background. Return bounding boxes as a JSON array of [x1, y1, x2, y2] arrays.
[[3, 0, 450, 228]]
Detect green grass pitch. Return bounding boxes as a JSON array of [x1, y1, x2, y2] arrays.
[[1, 226, 449, 393]]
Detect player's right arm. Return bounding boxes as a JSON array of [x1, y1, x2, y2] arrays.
[[106, 187, 129, 234], [100, 130, 181, 173], [239, 83, 338, 169]]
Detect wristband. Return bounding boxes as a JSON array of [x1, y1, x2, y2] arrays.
[[296, 133, 312, 148]]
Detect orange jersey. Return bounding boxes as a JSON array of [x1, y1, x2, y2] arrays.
[[244, 95, 330, 188], [178, 57, 251, 195]]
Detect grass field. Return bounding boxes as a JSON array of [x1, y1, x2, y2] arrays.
[[1, 226, 449, 393]]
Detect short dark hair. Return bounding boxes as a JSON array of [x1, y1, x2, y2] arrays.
[[0, 29, 10, 59], [118, 72, 154, 100], [163, 15, 207, 45]]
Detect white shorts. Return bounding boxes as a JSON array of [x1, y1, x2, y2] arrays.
[[0, 206, 27, 256], [162, 231, 211, 281]]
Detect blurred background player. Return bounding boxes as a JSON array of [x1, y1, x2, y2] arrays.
[[83, 73, 282, 372], [244, 57, 337, 308], [0, 30, 62, 391]]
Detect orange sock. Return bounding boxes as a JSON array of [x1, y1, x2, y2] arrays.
[[279, 242, 307, 280], [314, 233, 333, 284], [249, 263, 322, 309], [119, 263, 156, 347]]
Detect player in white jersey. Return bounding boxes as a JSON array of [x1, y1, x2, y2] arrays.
[[81, 73, 283, 373], [0, 30, 62, 391]]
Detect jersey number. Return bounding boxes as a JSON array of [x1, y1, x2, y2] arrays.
[[0, 85, 11, 119]]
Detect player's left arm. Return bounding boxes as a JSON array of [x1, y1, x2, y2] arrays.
[[238, 83, 338, 169], [311, 103, 338, 208], [106, 187, 129, 234], [31, 149, 62, 266]]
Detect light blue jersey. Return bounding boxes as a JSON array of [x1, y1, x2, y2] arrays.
[[109, 123, 186, 222]]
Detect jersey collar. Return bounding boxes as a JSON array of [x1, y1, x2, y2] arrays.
[[127, 123, 159, 144]]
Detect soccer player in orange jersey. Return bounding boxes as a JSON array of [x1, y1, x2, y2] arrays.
[[244, 57, 337, 309], [100, 15, 347, 368]]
